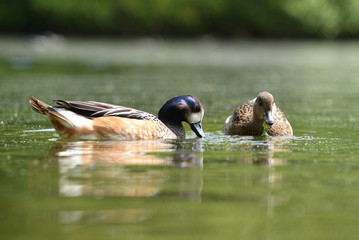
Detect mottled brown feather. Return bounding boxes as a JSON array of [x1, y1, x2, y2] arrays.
[[223, 92, 293, 136], [265, 107, 292, 136]]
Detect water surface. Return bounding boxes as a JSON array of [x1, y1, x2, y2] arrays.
[[1, 37, 359, 240]]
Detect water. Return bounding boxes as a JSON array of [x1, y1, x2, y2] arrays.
[[1, 37, 359, 239]]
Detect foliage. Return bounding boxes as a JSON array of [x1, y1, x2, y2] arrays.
[[1, 0, 359, 38]]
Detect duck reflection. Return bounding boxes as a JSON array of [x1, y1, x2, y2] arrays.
[[232, 136, 291, 166], [54, 140, 203, 225], [231, 137, 292, 216], [54, 140, 203, 198]]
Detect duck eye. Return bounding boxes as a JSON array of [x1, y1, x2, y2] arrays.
[[258, 99, 262, 106]]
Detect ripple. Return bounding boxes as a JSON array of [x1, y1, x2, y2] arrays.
[[23, 128, 56, 133], [290, 135, 325, 141]]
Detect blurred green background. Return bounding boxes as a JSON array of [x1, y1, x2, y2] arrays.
[[2, 0, 359, 38]]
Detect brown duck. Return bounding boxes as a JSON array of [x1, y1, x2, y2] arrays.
[[223, 91, 293, 136]]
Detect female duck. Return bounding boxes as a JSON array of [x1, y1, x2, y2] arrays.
[[223, 91, 292, 136], [29, 95, 205, 140]]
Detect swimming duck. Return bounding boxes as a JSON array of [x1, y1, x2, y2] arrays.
[[223, 91, 293, 136], [29, 95, 205, 140]]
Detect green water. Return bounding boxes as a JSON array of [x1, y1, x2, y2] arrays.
[[1, 37, 359, 239]]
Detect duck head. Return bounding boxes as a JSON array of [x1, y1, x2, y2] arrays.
[[254, 91, 275, 125], [158, 95, 205, 138]]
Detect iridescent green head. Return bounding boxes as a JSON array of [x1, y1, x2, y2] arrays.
[[158, 95, 205, 138]]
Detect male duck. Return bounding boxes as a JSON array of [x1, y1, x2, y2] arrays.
[[29, 95, 205, 140], [223, 91, 293, 136]]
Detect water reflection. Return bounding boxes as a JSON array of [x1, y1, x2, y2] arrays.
[[204, 133, 291, 166], [231, 137, 292, 216], [234, 137, 291, 166], [52, 140, 203, 225], [50, 136, 291, 225], [59, 209, 154, 225], [53, 140, 203, 198]]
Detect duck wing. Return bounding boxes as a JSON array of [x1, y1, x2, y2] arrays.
[[266, 107, 293, 136], [53, 100, 157, 120]]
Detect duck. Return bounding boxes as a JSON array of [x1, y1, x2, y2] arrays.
[[223, 91, 293, 136], [29, 95, 205, 140]]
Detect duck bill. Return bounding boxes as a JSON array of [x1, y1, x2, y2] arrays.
[[264, 111, 274, 125], [190, 121, 205, 138]]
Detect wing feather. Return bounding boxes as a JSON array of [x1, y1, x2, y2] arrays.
[[53, 100, 157, 120], [91, 107, 157, 120]]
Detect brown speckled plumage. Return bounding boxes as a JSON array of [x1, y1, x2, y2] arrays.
[[223, 92, 293, 136]]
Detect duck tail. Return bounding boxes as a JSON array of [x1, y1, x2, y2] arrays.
[[28, 96, 74, 128], [28, 96, 49, 115]]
